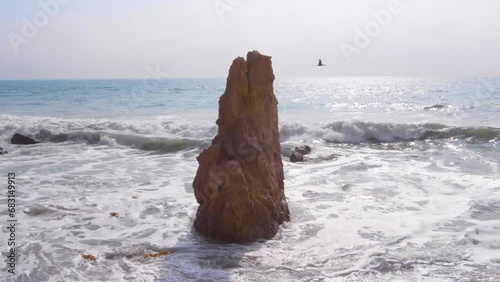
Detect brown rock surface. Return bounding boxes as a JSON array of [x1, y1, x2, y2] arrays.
[[192, 51, 290, 243]]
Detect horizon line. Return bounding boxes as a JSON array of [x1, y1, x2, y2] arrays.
[[0, 74, 495, 82]]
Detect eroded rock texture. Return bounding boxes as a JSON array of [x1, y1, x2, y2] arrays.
[[193, 51, 290, 243]]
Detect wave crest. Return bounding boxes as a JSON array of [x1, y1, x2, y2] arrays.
[[1, 115, 498, 153], [282, 121, 500, 143]]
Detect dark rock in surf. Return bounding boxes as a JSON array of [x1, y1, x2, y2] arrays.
[[290, 151, 304, 163], [11, 133, 38, 145], [295, 145, 311, 155], [424, 104, 446, 110], [0, 146, 7, 154], [290, 145, 311, 162]]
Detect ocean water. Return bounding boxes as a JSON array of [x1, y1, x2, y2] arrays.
[[0, 77, 499, 282]]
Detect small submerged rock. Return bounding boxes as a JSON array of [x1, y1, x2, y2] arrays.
[[424, 104, 447, 110], [0, 146, 7, 154], [290, 145, 312, 163], [290, 151, 304, 163], [11, 133, 38, 145]]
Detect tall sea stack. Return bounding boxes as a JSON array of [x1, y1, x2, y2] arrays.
[[193, 51, 290, 243]]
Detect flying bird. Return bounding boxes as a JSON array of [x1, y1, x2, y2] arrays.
[[317, 59, 326, 67]]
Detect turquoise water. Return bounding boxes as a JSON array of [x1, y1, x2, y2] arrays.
[[0, 79, 224, 118], [0, 77, 498, 122], [0, 77, 499, 281]]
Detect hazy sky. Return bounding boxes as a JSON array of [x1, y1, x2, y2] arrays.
[[1, 0, 499, 79]]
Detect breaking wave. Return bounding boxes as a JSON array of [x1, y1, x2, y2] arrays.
[[1, 115, 498, 153], [281, 121, 500, 144]]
